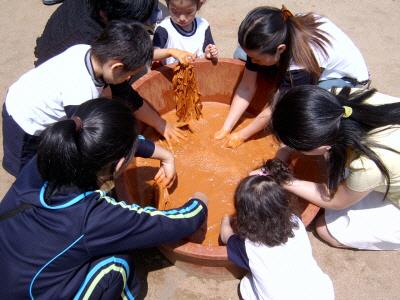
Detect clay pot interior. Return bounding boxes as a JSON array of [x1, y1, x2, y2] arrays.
[[115, 59, 322, 279]]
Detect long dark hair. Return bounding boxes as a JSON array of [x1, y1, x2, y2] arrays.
[[91, 20, 153, 71], [38, 98, 137, 196], [235, 159, 298, 247], [238, 6, 330, 82], [271, 85, 400, 197]]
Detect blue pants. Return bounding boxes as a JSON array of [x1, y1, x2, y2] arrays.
[[2, 104, 40, 176]]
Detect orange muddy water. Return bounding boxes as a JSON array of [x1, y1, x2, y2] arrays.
[[122, 102, 324, 247]]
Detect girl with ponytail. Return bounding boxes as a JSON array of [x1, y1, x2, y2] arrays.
[[0, 98, 208, 299], [220, 159, 334, 300], [271, 85, 400, 251], [215, 5, 369, 148]]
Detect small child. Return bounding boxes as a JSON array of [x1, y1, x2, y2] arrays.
[[2, 20, 174, 182], [220, 159, 334, 300], [153, 0, 218, 65]]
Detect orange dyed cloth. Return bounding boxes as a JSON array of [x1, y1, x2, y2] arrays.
[[172, 63, 202, 123]]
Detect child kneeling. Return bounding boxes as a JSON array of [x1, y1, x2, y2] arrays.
[[220, 159, 334, 300]]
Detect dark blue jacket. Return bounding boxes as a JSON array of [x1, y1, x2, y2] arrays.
[[0, 158, 207, 299]]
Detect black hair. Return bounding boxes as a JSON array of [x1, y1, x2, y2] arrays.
[[235, 159, 298, 247], [271, 85, 400, 197], [38, 98, 137, 196], [89, 0, 158, 23], [238, 6, 330, 83], [91, 20, 153, 71], [165, 0, 201, 9]]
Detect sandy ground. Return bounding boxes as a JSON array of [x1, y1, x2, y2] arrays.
[[1, 0, 399, 299]]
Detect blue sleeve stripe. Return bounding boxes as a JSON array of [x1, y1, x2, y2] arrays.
[[98, 193, 204, 219], [39, 182, 94, 209], [74, 257, 134, 300], [30, 235, 85, 300]]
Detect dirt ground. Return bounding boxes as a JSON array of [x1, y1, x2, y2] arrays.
[[1, 1, 399, 299]]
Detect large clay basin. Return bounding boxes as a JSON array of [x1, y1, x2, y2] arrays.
[[115, 59, 321, 279]]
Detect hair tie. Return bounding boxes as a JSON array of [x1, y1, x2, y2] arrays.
[[71, 116, 83, 132], [281, 5, 293, 22], [342, 106, 353, 118], [259, 166, 270, 176]]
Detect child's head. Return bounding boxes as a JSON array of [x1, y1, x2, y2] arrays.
[[89, 0, 158, 24], [234, 159, 298, 247], [166, 0, 201, 30], [91, 20, 153, 84], [238, 6, 289, 68], [38, 98, 137, 193]]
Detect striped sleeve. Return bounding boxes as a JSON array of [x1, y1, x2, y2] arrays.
[[83, 193, 207, 256]]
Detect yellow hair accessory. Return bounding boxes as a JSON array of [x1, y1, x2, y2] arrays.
[[342, 106, 353, 118], [281, 5, 293, 21]]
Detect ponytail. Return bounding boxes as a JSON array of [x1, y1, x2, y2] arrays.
[[38, 98, 137, 195], [238, 6, 330, 82], [272, 86, 400, 197]]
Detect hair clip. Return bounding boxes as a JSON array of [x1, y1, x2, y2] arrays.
[[281, 5, 293, 21], [342, 106, 353, 118]]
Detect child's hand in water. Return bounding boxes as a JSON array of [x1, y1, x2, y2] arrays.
[[220, 215, 235, 244], [205, 44, 219, 60], [154, 152, 176, 188], [162, 122, 187, 149], [214, 128, 230, 140], [224, 132, 245, 148], [169, 48, 196, 64]]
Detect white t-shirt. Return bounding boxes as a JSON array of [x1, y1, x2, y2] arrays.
[[153, 17, 213, 65], [227, 216, 334, 300], [290, 16, 369, 82], [5, 44, 104, 135]]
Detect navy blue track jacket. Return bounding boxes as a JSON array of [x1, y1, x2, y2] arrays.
[[0, 158, 207, 299]]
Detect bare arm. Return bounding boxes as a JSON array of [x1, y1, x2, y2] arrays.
[[284, 179, 372, 210], [151, 143, 176, 188], [215, 68, 258, 139], [133, 101, 186, 147], [153, 48, 195, 64]]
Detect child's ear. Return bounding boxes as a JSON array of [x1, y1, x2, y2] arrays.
[[276, 44, 287, 54], [110, 62, 125, 72]]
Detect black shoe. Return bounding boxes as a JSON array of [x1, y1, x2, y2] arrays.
[[42, 0, 63, 5]]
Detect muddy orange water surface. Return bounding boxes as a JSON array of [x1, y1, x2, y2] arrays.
[[123, 102, 324, 247]]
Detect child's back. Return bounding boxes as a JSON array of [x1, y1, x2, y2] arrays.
[[6, 44, 101, 135], [221, 159, 334, 300], [235, 215, 334, 300]]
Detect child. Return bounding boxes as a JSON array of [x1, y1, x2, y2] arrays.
[[2, 20, 173, 183], [153, 0, 218, 65], [220, 159, 334, 300], [271, 86, 400, 250], [215, 5, 369, 148], [0, 98, 208, 299]]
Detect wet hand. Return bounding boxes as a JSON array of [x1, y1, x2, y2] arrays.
[[214, 128, 230, 140], [205, 44, 219, 60], [170, 49, 196, 64], [224, 132, 245, 148], [220, 215, 234, 244], [162, 122, 187, 149], [154, 159, 176, 188]]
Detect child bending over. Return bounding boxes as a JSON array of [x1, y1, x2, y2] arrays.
[[3, 20, 174, 185], [153, 0, 218, 65], [0, 98, 208, 299], [220, 159, 334, 300]]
